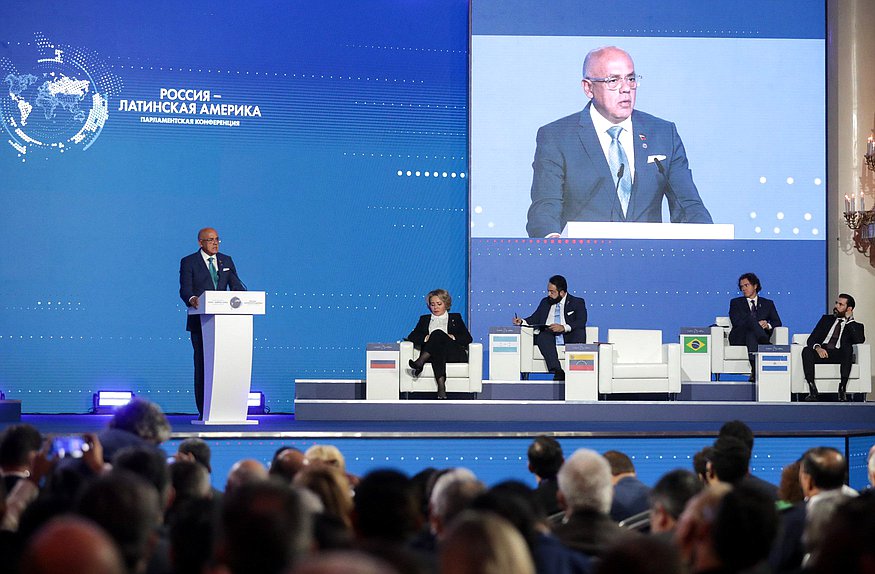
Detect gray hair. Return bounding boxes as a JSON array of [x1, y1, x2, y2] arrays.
[[557, 449, 613, 514], [108, 398, 171, 444]]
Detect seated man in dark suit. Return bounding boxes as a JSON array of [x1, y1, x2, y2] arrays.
[[728, 272, 781, 381], [179, 227, 246, 418], [513, 275, 587, 381], [800, 293, 865, 402], [603, 450, 650, 523]]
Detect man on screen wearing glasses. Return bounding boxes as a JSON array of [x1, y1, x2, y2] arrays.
[[179, 227, 246, 419], [526, 46, 712, 238]]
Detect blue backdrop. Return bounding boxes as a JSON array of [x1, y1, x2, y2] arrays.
[[0, 1, 469, 413]]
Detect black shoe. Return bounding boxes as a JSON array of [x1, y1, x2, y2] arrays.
[[748, 373, 756, 382], [408, 359, 423, 377], [436, 377, 447, 399], [838, 387, 849, 402], [553, 369, 565, 381], [803, 393, 820, 402]]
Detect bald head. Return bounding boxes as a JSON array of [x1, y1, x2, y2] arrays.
[[226, 458, 268, 494], [21, 517, 125, 574], [581, 46, 637, 124], [270, 448, 306, 483], [197, 227, 220, 256], [800, 447, 846, 496]]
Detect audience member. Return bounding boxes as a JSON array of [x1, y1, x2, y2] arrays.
[[167, 459, 212, 523], [19, 516, 126, 574], [648, 469, 703, 535], [802, 489, 850, 568], [711, 483, 779, 573], [527, 436, 564, 516], [692, 446, 713, 485], [217, 480, 312, 574], [0, 424, 43, 492], [440, 510, 535, 574], [167, 497, 218, 574], [225, 458, 269, 495], [292, 550, 400, 574], [98, 398, 171, 461], [602, 450, 650, 523], [596, 535, 683, 574], [76, 470, 163, 574], [553, 449, 634, 557], [429, 468, 485, 539], [777, 460, 804, 507], [809, 490, 875, 574], [176, 437, 212, 473], [717, 420, 778, 499], [294, 464, 354, 529], [270, 446, 307, 483], [353, 469, 422, 544], [675, 484, 731, 573]]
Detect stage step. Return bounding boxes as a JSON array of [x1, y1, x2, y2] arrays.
[[679, 381, 756, 402], [0, 401, 22, 423]]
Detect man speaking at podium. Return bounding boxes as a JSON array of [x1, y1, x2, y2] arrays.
[[179, 227, 246, 418], [526, 46, 712, 238]]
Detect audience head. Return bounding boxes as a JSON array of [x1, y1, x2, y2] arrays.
[[527, 435, 564, 479], [305, 444, 347, 473], [20, 516, 125, 574], [778, 460, 805, 503], [218, 480, 312, 574], [177, 437, 212, 473], [292, 551, 399, 574], [429, 468, 485, 537], [112, 446, 171, 506], [108, 398, 171, 445], [675, 483, 731, 572], [0, 423, 42, 471], [708, 436, 750, 485], [469, 481, 540, 551], [692, 446, 713, 484], [270, 446, 306, 483], [597, 535, 684, 574], [711, 483, 779, 572], [603, 450, 636, 480], [168, 498, 218, 574], [557, 448, 613, 516], [867, 444, 875, 487], [353, 469, 421, 542], [649, 469, 704, 534], [169, 459, 212, 507], [800, 447, 846, 496], [439, 511, 535, 574], [804, 489, 851, 559], [294, 464, 354, 528], [810, 490, 875, 574], [76, 470, 162, 574], [718, 420, 755, 451], [225, 458, 268, 495]]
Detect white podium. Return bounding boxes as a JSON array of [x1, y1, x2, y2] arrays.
[[564, 344, 599, 401], [188, 291, 265, 425], [366, 343, 400, 400]]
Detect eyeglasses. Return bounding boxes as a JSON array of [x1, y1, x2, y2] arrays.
[[585, 74, 642, 91], [199, 237, 221, 243]]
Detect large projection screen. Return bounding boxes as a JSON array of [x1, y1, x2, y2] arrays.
[[470, 0, 826, 375]]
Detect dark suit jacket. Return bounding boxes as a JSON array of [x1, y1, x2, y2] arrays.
[[406, 313, 473, 349], [728, 296, 782, 346], [805, 315, 865, 349], [552, 509, 636, 558], [179, 250, 245, 331], [526, 102, 712, 237], [609, 475, 651, 523], [525, 294, 588, 343]]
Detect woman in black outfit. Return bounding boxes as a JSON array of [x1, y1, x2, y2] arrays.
[[406, 289, 473, 399]]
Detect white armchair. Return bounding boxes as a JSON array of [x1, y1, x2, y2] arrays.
[[598, 329, 681, 396], [790, 334, 871, 396], [399, 341, 483, 394], [710, 317, 789, 379], [520, 326, 599, 378]]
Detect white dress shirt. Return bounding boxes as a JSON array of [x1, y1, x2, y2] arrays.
[[590, 105, 636, 182]]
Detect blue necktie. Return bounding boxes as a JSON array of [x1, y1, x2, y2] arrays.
[[208, 257, 218, 289], [554, 302, 564, 345], [608, 125, 632, 216]]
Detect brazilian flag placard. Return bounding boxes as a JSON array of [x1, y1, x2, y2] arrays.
[[684, 336, 708, 354]]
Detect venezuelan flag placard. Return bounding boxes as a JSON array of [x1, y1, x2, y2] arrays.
[[568, 353, 595, 371], [683, 336, 708, 354]]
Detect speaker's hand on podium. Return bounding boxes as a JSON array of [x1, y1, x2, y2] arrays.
[[189, 295, 199, 309]]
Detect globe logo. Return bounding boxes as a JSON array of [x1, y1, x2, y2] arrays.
[[1, 35, 122, 160], [230, 297, 242, 309]]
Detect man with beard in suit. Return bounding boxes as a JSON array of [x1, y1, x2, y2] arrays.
[[801, 293, 865, 401]]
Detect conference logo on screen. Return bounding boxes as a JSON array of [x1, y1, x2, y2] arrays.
[[0, 34, 123, 161]]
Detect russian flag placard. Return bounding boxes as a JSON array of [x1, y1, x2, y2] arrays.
[[370, 359, 396, 370]]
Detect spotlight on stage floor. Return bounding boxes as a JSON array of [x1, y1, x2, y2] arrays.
[[248, 391, 268, 415], [92, 391, 134, 414]]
